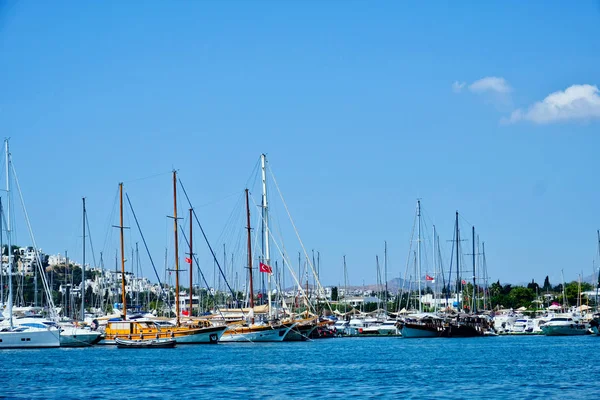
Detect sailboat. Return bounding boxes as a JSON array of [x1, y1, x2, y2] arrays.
[[400, 200, 443, 338], [219, 185, 296, 342], [102, 174, 227, 344], [0, 140, 61, 348]]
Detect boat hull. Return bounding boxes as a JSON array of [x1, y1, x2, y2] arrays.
[[220, 323, 296, 342], [541, 325, 588, 336], [401, 324, 441, 338], [115, 338, 176, 348], [59, 329, 103, 347], [0, 328, 61, 349], [100, 325, 227, 345]]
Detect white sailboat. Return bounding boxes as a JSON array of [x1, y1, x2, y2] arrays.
[[0, 139, 60, 348]]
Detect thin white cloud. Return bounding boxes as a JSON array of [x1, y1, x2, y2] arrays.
[[452, 81, 466, 93], [507, 84, 600, 124], [468, 77, 512, 94]]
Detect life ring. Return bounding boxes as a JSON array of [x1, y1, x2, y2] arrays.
[[359, 328, 363, 334]]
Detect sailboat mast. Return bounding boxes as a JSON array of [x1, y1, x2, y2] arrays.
[[119, 183, 127, 320], [417, 200, 422, 313], [433, 225, 436, 313], [5, 140, 13, 329], [81, 197, 86, 321], [455, 211, 460, 309], [172, 171, 181, 326], [472, 226, 476, 313], [596, 230, 600, 312], [384, 241, 388, 315], [189, 208, 193, 318], [245, 189, 255, 324], [0, 198, 3, 309], [260, 154, 272, 320]]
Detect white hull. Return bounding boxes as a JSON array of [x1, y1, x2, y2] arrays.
[[220, 324, 295, 342], [0, 327, 60, 348], [401, 325, 440, 338]]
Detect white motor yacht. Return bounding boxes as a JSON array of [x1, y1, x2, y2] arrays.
[[540, 316, 588, 336]]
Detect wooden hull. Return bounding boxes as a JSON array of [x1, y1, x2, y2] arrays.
[[116, 338, 176, 348], [101, 322, 227, 345]]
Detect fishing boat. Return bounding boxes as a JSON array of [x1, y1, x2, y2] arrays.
[[115, 337, 176, 348], [100, 176, 227, 344], [0, 140, 61, 349]]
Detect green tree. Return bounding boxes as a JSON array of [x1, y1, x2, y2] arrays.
[[331, 286, 338, 301], [508, 286, 535, 308], [543, 275, 551, 291]]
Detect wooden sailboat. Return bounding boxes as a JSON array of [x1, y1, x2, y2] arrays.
[[102, 173, 227, 344], [219, 186, 296, 342]]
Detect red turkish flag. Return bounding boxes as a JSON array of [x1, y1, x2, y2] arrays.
[[185, 257, 192, 264], [426, 275, 434, 281], [259, 262, 272, 274]]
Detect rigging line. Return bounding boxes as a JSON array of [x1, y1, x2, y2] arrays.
[[249, 194, 313, 313], [398, 205, 418, 312], [267, 164, 332, 314], [178, 178, 239, 303], [123, 170, 172, 184], [84, 211, 98, 268], [196, 190, 244, 209], [179, 225, 227, 320], [10, 160, 57, 320], [124, 193, 169, 307]]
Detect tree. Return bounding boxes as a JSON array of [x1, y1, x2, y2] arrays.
[[543, 275, 551, 291], [527, 279, 539, 292], [331, 286, 338, 301], [508, 286, 535, 308]]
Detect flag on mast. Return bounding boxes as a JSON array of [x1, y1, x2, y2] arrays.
[[185, 257, 192, 264], [426, 274, 435, 283], [259, 262, 272, 274]]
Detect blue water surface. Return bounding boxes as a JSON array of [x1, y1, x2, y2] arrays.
[[1, 335, 598, 399]]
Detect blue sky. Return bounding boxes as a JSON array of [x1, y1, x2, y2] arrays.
[[1, 1, 599, 290]]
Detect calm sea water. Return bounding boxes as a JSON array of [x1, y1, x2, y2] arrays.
[[1, 336, 599, 399]]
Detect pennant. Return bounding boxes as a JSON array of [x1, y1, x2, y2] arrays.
[[259, 262, 272, 274], [185, 257, 192, 264], [426, 275, 434, 282], [461, 279, 466, 285]]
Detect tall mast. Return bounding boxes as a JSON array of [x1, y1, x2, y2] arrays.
[[260, 154, 272, 320], [81, 197, 86, 321], [0, 198, 3, 308], [245, 189, 255, 324], [433, 225, 436, 312], [343, 255, 348, 310], [596, 230, 600, 312], [455, 211, 460, 309], [472, 226, 476, 313], [384, 241, 388, 315], [417, 200, 422, 313], [189, 208, 193, 318], [172, 171, 181, 326], [119, 183, 127, 320], [5, 140, 13, 328]]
